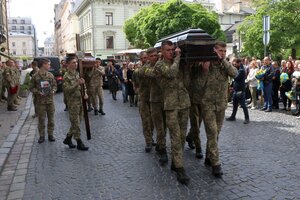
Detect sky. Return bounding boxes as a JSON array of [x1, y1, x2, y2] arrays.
[[8, 0, 61, 47]]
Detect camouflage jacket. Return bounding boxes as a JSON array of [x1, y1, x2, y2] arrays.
[[133, 63, 151, 102], [154, 56, 190, 110], [3, 67, 18, 87], [30, 70, 57, 104], [200, 60, 237, 111], [63, 70, 83, 105]]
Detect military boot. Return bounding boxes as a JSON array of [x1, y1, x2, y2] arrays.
[[175, 168, 190, 185], [94, 109, 99, 115], [185, 135, 195, 149], [195, 148, 203, 159], [63, 135, 76, 148], [38, 136, 45, 144], [7, 106, 17, 111], [204, 158, 212, 166], [87, 106, 93, 112], [76, 139, 89, 151], [48, 135, 56, 142], [99, 109, 106, 115], [212, 165, 223, 178], [159, 148, 168, 166], [145, 143, 152, 153]]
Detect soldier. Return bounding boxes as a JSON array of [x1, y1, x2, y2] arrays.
[[13, 61, 22, 105], [62, 56, 89, 151], [200, 41, 237, 177], [61, 60, 69, 111], [185, 63, 206, 159], [154, 40, 190, 185], [141, 47, 167, 164], [3, 59, 18, 111], [133, 51, 155, 153], [30, 58, 57, 143], [29, 61, 39, 118], [95, 58, 106, 115]]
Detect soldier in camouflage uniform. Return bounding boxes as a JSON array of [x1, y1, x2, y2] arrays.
[[30, 58, 57, 143], [95, 58, 106, 115], [133, 51, 155, 153], [14, 62, 22, 104], [30, 61, 39, 117], [3, 59, 18, 111], [200, 41, 237, 177], [62, 57, 89, 151], [154, 40, 190, 185], [60, 60, 69, 111]]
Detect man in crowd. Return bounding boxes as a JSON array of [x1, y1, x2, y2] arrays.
[[226, 58, 250, 124], [30, 58, 57, 143], [154, 40, 190, 185], [200, 41, 237, 177], [260, 57, 275, 112]]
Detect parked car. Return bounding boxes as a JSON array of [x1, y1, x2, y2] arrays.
[[33, 56, 63, 92]]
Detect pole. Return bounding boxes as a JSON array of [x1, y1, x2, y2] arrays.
[[76, 34, 91, 140]]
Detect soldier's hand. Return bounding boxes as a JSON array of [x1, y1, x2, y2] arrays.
[[84, 94, 88, 100], [174, 47, 181, 57], [201, 61, 210, 72]]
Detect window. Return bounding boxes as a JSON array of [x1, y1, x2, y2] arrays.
[[12, 42, 15, 47], [20, 26, 24, 30], [28, 31, 31, 34], [106, 36, 114, 49], [12, 26, 16, 30], [12, 19, 17, 24], [22, 42, 26, 47], [13, 51, 16, 55], [21, 20, 25, 24], [23, 50, 26, 55], [105, 12, 113, 25], [28, 26, 31, 30]]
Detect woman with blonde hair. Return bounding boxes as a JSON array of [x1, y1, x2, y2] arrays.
[[246, 60, 259, 109]]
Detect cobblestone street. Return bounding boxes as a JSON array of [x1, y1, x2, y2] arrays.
[[1, 90, 300, 200]]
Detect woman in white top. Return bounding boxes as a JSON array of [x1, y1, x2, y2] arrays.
[[246, 61, 259, 109]]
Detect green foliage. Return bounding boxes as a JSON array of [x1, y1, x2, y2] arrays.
[[239, 0, 300, 59], [124, 0, 225, 48], [20, 73, 31, 91]]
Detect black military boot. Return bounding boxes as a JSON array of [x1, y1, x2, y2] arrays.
[[76, 139, 89, 151], [99, 109, 106, 115], [159, 148, 168, 166], [195, 148, 203, 159], [212, 165, 223, 178], [145, 143, 152, 153], [204, 157, 212, 166], [185, 135, 195, 149], [38, 136, 45, 144], [94, 109, 99, 115], [63, 135, 76, 148], [175, 168, 190, 185], [87, 106, 93, 112], [64, 106, 68, 111], [48, 135, 56, 142]]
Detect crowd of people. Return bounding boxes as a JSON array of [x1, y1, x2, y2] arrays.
[[0, 59, 23, 111]]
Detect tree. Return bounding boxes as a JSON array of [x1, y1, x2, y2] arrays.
[[239, 0, 300, 59], [123, 0, 225, 48]]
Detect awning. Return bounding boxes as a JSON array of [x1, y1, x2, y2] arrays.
[[114, 49, 144, 55]]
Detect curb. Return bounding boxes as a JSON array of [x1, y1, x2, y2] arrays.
[[0, 94, 32, 174]]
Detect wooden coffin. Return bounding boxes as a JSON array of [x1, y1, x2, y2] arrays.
[[154, 28, 218, 63], [66, 53, 96, 68]]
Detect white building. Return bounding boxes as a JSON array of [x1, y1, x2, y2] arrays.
[[44, 36, 55, 56], [8, 32, 35, 57], [73, 0, 167, 59], [7, 17, 37, 57]]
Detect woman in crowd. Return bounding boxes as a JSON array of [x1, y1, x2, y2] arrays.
[[280, 61, 294, 111], [107, 61, 119, 100], [246, 61, 259, 109]]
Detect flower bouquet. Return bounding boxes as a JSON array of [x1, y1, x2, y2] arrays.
[[280, 72, 289, 83], [255, 69, 266, 90]]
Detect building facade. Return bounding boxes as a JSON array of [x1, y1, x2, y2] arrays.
[[73, 0, 167, 59], [7, 17, 37, 57], [0, 0, 9, 60], [44, 36, 55, 56]]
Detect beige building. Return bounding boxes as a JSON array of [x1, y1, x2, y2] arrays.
[[44, 36, 55, 56], [8, 32, 35, 57]]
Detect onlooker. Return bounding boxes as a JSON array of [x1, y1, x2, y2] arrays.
[[226, 58, 250, 124], [107, 61, 119, 100], [120, 62, 128, 103], [246, 61, 258, 109], [127, 62, 135, 106], [272, 61, 281, 109], [280, 61, 294, 111], [260, 57, 274, 112]]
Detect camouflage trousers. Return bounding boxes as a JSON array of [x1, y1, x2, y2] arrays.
[[36, 103, 55, 137], [139, 100, 154, 144], [33, 94, 38, 114], [150, 102, 166, 151], [7, 87, 17, 108], [165, 108, 189, 168], [188, 103, 203, 149], [202, 108, 225, 166], [67, 103, 82, 140], [63, 91, 68, 108], [90, 86, 104, 110]]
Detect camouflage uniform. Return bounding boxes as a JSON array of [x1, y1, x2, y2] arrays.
[[134, 63, 154, 146], [30, 66, 39, 114], [63, 70, 85, 140], [89, 66, 105, 111], [143, 65, 166, 151], [3, 66, 18, 109], [30, 70, 57, 138], [61, 66, 68, 108], [154, 56, 191, 168], [0, 67, 3, 104], [200, 60, 237, 166]]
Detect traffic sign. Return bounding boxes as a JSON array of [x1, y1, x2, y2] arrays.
[[263, 16, 270, 31], [263, 31, 270, 46]]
